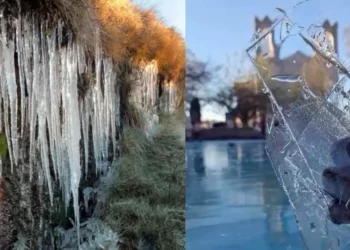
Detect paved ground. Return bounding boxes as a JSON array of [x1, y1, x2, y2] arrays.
[[186, 140, 304, 250]]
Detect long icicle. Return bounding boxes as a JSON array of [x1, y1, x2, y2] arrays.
[[0, 6, 177, 247]]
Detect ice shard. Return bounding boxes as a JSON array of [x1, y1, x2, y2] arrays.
[[247, 1, 350, 249]]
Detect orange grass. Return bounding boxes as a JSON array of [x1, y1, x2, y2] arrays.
[[93, 0, 185, 81], [19, 0, 185, 82]]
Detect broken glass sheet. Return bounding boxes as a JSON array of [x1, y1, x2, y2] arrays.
[[247, 1, 350, 249]]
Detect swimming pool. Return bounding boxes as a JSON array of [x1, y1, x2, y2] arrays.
[[186, 140, 304, 250]]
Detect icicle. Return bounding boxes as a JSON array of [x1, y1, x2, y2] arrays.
[[29, 16, 40, 181], [102, 59, 110, 162], [80, 98, 89, 179], [83, 187, 94, 213], [48, 25, 62, 184], [1, 17, 17, 172], [22, 20, 34, 179], [0, 9, 126, 248], [16, 9, 26, 142], [61, 38, 82, 243], [131, 61, 158, 110], [6, 37, 19, 168], [38, 21, 53, 204]]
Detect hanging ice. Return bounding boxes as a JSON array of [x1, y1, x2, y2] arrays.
[[130, 61, 178, 134], [0, 1, 178, 247], [0, 11, 122, 244], [247, 1, 350, 249], [162, 81, 178, 113], [130, 61, 158, 110]]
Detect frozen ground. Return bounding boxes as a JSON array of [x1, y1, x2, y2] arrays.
[[186, 140, 303, 250]]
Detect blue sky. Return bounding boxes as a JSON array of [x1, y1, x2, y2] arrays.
[[186, 0, 350, 121], [133, 0, 185, 37], [134, 0, 350, 121]]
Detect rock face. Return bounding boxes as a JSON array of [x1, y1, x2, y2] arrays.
[[0, 179, 12, 249]]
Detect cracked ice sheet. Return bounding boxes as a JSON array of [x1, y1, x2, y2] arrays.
[[247, 1, 350, 249]]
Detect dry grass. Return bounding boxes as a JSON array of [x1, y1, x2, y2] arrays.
[[52, 0, 99, 44], [14, 0, 100, 47], [94, 0, 185, 80], [123, 102, 146, 129], [15, 0, 185, 82], [106, 110, 185, 250]]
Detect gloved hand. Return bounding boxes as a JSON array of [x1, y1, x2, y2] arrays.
[[323, 137, 350, 225]]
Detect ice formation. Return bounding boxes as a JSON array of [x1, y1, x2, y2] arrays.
[[131, 61, 158, 110], [130, 61, 178, 135], [0, 15, 114, 241], [130, 61, 178, 113], [0, 7, 179, 245], [163, 81, 178, 113], [248, 2, 350, 249]]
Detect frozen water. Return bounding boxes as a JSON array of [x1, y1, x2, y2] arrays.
[[130, 61, 178, 134], [0, 2, 178, 247], [163, 81, 178, 113], [247, 1, 350, 249], [0, 14, 121, 243], [271, 75, 303, 83], [130, 61, 158, 110], [83, 187, 95, 213], [131, 61, 179, 112]]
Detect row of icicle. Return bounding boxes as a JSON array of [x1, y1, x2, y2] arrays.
[[0, 10, 178, 245], [0, 13, 121, 241], [130, 61, 178, 112]]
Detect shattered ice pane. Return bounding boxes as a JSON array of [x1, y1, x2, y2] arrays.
[[248, 21, 347, 138], [247, 1, 350, 249]]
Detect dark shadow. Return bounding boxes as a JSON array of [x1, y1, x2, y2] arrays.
[[193, 151, 205, 177], [212, 122, 227, 128], [157, 73, 165, 99], [226, 142, 236, 161]]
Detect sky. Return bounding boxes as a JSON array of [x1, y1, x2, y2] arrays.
[[187, 0, 350, 121], [133, 0, 185, 37], [133, 0, 350, 121]]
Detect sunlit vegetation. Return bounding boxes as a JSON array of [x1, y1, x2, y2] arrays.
[[15, 0, 185, 82], [0, 0, 185, 249]]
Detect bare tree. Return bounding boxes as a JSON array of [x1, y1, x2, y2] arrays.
[[199, 51, 269, 125], [207, 87, 237, 113], [205, 77, 269, 125], [185, 50, 221, 107]]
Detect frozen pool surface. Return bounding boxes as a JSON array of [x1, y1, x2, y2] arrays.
[[186, 140, 304, 250]]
